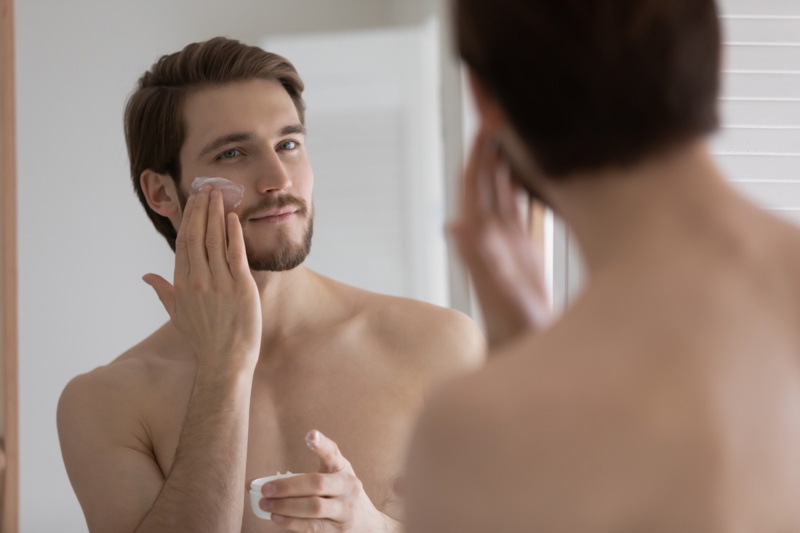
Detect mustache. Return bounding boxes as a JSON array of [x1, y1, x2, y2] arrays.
[[239, 195, 309, 220]]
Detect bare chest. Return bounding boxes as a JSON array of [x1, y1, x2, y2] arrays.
[[146, 347, 422, 529]]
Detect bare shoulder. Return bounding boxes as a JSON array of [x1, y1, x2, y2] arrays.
[[59, 325, 194, 429], [57, 330, 187, 532], [337, 282, 486, 383], [405, 322, 724, 533], [58, 338, 169, 449]]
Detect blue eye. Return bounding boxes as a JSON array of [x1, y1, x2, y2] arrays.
[[279, 140, 298, 151], [219, 148, 241, 160]]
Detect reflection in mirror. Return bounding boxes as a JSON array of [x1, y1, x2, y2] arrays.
[[17, 1, 477, 531], [1, 0, 18, 530]]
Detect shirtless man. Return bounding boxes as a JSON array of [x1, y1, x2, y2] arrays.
[[406, 1, 800, 531], [56, 37, 483, 533]]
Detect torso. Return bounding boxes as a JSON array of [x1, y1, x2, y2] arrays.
[[103, 276, 477, 532], [427, 210, 800, 533]]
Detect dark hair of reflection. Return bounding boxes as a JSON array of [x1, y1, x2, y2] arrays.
[[455, 0, 722, 178]]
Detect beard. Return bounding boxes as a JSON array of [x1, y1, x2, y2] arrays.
[[245, 212, 314, 272], [239, 194, 315, 272]]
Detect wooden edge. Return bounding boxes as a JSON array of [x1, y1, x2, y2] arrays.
[[0, 0, 19, 530]]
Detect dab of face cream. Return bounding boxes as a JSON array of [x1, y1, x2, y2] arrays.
[[191, 177, 244, 212]]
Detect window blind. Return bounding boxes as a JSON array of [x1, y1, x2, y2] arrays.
[[713, 0, 800, 224]]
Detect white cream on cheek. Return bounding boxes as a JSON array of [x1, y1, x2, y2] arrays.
[[191, 176, 245, 212]]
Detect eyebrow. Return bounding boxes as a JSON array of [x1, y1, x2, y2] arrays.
[[279, 123, 306, 137], [197, 124, 306, 158], [198, 132, 255, 159]]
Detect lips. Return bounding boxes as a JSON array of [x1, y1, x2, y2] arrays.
[[250, 207, 298, 221]]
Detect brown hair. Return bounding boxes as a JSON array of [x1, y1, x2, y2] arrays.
[[455, 0, 721, 178], [124, 37, 305, 250]]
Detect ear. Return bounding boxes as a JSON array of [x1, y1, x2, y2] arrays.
[[466, 67, 509, 134], [140, 170, 182, 218]]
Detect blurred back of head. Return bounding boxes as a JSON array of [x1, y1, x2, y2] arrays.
[[455, 0, 722, 178]]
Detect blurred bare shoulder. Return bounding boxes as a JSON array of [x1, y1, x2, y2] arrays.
[[405, 324, 725, 533]]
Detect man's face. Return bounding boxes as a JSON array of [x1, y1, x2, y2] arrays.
[[178, 79, 314, 271]]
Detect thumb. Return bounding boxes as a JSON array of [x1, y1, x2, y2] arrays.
[[445, 221, 468, 247], [142, 274, 177, 322], [306, 430, 353, 475]]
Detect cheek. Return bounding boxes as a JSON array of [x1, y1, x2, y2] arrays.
[[296, 163, 314, 196], [190, 177, 245, 212]]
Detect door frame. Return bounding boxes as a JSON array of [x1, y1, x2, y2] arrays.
[[0, 0, 19, 530]]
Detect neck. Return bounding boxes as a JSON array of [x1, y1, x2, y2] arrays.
[[250, 265, 331, 342], [544, 141, 749, 276]]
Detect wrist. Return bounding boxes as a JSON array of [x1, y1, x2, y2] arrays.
[[194, 359, 255, 391]]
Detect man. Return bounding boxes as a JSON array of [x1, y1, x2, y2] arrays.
[[406, 1, 800, 531], [57, 37, 484, 533]]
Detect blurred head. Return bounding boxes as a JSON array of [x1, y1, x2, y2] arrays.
[[125, 37, 313, 271], [455, 0, 722, 181]]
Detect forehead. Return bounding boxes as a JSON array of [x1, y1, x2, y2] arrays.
[[181, 79, 300, 153]]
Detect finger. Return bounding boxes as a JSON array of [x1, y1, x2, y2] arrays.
[[495, 159, 524, 228], [261, 472, 351, 499], [226, 212, 250, 279], [462, 130, 490, 217], [306, 430, 353, 475], [174, 194, 196, 278], [142, 274, 176, 322], [270, 514, 333, 533], [206, 189, 231, 278], [444, 221, 471, 261], [513, 181, 530, 230], [474, 131, 503, 214], [261, 495, 342, 521], [186, 187, 211, 275]]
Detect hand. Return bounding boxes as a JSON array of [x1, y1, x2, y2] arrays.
[[259, 430, 399, 533], [448, 129, 552, 349], [142, 186, 262, 372]]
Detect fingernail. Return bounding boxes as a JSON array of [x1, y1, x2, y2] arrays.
[[271, 514, 285, 524], [262, 483, 276, 496], [260, 498, 274, 510], [305, 430, 321, 449]]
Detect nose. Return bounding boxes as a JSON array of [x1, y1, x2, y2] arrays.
[[255, 150, 292, 194]]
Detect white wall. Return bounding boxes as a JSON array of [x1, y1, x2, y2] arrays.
[[14, 1, 440, 531], [391, 0, 437, 25], [264, 22, 450, 306]]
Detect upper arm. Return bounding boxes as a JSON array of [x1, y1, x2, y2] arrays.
[[57, 373, 166, 533]]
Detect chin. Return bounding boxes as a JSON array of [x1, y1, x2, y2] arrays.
[[245, 222, 314, 272]]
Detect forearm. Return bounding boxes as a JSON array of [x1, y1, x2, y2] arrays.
[[135, 367, 253, 533]]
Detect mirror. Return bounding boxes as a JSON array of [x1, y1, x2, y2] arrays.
[[1, 0, 18, 530], [15, 0, 473, 530], [12, 0, 798, 530]]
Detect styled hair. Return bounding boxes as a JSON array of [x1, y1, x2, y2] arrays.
[[455, 0, 721, 178], [124, 37, 305, 250]]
